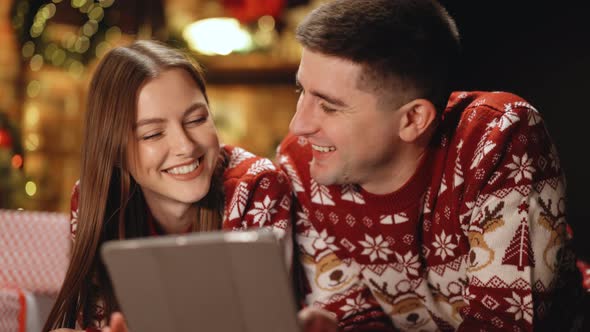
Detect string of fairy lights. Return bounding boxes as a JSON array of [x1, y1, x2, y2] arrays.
[[8, 0, 123, 203], [12, 0, 121, 78]]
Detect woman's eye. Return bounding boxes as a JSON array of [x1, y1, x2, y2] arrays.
[[185, 117, 206, 126], [141, 132, 162, 140]]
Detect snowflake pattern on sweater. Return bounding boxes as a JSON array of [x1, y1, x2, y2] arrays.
[[278, 91, 570, 331], [69, 145, 293, 330]]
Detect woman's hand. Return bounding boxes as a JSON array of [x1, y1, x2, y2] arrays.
[[298, 307, 339, 332], [102, 312, 128, 332]]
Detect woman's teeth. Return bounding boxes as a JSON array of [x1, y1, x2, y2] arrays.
[[311, 144, 336, 153], [167, 160, 199, 175]]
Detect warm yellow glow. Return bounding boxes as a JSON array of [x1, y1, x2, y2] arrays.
[[99, 0, 115, 8], [27, 81, 41, 98], [75, 36, 90, 53], [68, 61, 85, 77], [44, 43, 57, 59], [25, 181, 37, 197], [25, 133, 40, 151], [183, 18, 252, 56], [25, 105, 40, 128], [30, 24, 43, 38], [43, 3, 56, 19], [258, 15, 275, 32], [63, 33, 77, 49], [106, 26, 121, 42], [83, 20, 98, 36], [96, 41, 112, 58], [52, 49, 66, 66], [89, 7, 104, 21], [72, 0, 87, 8], [30, 55, 44, 71], [22, 41, 35, 58]]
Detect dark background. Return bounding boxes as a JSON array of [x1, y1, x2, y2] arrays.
[[438, 1, 590, 259]]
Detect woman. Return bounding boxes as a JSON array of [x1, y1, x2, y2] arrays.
[[43, 40, 293, 331]]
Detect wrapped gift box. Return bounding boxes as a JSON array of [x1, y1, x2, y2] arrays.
[[0, 209, 70, 332]]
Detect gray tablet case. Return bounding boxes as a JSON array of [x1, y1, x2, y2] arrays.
[[101, 230, 300, 332]]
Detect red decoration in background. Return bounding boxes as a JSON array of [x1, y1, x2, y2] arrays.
[[223, 0, 286, 23], [0, 129, 12, 149], [577, 260, 590, 291]]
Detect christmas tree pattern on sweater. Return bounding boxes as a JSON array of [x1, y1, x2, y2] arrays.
[[278, 91, 570, 331]]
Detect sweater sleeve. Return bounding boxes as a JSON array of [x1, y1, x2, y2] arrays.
[[223, 161, 294, 269], [456, 99, 568, 331], [70, 180, 80, 241]]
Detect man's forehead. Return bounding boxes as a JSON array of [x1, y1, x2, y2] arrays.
[[297, 50, 363, 89]]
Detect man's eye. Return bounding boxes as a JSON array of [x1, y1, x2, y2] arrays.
[[320, 104, 338, 113]]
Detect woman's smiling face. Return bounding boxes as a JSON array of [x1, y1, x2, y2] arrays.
[[127, 68, 220, 211]]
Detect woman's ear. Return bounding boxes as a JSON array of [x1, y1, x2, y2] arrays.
[[397, 99, 437, 143]]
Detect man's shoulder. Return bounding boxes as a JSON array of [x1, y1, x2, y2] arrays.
[[447, 91, 535, 117], [442, 91, 540, 138]]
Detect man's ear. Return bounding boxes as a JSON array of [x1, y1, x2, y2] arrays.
[[397, 99, 437, 143]]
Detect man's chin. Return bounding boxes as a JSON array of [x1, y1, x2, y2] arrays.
[[310, 165, 339, 187]]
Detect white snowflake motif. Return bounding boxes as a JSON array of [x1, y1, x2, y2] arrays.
[[340, 294, 371, 318], [496, 109, 520, 132], [432, 230, 457, 260], [359, 234, 393, 262], [246, 195, 277, 226], [506, 153, 535, 184], [505, 292, 533, 323], [394, 251, 421, 276], [315, 229, 339, 252]]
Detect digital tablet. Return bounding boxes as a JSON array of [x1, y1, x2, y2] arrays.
[[101, 229, 300, 332]]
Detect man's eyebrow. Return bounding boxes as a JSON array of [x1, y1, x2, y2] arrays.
[[135, 102, 208, 128], [295, 76, 349, 108]]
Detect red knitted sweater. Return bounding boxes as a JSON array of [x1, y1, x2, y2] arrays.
[[278, 91, 570, 331]]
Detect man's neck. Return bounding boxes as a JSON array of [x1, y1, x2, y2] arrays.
[[360, 145, 427, 195]]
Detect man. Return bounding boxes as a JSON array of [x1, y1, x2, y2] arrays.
[[277, 0, 572, 330]]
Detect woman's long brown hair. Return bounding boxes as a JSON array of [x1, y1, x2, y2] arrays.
[[43, 40, 226, 331]]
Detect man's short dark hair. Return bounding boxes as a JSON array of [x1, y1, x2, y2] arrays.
[[296, 0, 461, 112]]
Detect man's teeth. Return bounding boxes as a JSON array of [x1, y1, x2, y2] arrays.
[[167, 160, 199, 175], [311, 144, 336, 153]]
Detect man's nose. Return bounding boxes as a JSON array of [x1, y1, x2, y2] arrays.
[[289, 95, 318, 136]]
